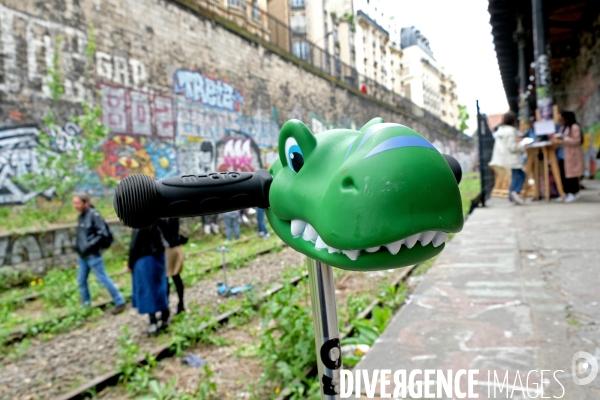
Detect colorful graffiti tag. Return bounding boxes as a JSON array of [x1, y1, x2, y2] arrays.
[[98, 135, 177, 180], [0, 124, 86, 204], [174, 99, 279, 147], [99, 83, 175, 138], [216, 132, 263, 172], [0, 125, 43, 204], [173, 70, 245, 112]]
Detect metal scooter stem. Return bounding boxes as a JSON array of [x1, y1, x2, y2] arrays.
[[307, 258, 341, 400]]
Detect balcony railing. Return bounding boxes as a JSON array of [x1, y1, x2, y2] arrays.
[[191, 0, 469, 140]]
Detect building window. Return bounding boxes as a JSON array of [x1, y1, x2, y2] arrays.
[[229, 0, 246, 8], [252, 1, 260, 20], [291, 13, 307, 35], [292, 40, 309, 60], [291, 0, 305, 9]]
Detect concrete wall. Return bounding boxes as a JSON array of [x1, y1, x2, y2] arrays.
[[0, 220, 130, 277], [0, 0, 474, 209]]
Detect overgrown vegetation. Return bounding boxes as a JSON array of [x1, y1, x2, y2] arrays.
[[10, 25, 114, 228], [0, 230, 280, 359], [256, 281, 316, 399], [459, 171, 481, 216]]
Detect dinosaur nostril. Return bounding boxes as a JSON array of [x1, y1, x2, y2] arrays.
[[341, 176, 358, 191]]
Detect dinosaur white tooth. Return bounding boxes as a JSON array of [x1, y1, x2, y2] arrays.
[[384, 240, 403, 255], [342, 250, 360, 261], [315, 236, 328, 250], [419, 231, 436, 246], [328, 246, 341, 254], [291, 220, 308, 237], [365, 246, 380, 253], [302, 223, 318, 242], [405, 234, 419, 249], [432, 232, 448, 247]]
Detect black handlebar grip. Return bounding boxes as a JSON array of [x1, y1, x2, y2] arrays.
[[114, 170, 272, 229]]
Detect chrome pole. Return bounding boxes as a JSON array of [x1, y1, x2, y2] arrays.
[[307, 257, 341, 400]]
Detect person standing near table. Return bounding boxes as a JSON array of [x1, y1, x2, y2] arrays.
[[489, 112, 527, 204], [72, 193, 126, 314], [554, 111, 584, 203]]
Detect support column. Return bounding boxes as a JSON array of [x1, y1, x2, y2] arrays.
[[531, 0, 553, 120], [515, 16, 530, 131]]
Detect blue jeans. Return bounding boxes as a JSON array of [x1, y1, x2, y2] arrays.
[[256, 208, 268, 235], [510, 168, 525, 196], [77, 255, 125, 307], [223, 215, 240, 241]]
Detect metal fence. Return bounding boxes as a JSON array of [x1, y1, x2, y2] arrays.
[[476, 101, 496, 207], [192, 0, 469, 141]]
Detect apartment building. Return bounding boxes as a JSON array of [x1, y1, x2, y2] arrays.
[[201, 0, 270, 39], [400, 26, 459, 128], [265, 2, 458, 127], [268, 0, 330, 61], [349, 0, 403, 93], [355, 10, 389, 90]]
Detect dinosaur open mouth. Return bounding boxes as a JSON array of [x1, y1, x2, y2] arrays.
[[289, 219, 448, 261]]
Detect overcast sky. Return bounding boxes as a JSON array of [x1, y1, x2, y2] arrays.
[[386, 0, 509, 133]]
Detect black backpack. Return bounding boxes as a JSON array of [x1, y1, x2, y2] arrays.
[[99, 220, 114, 249], [92, 210, 114, 249]]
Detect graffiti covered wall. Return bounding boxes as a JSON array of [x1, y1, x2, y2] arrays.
[[0, 0, 475, 210], [553, 14, 600, 175]]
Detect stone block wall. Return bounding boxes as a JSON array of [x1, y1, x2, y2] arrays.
[[0, 0, 474, 206], [0, 220, 130, 277]]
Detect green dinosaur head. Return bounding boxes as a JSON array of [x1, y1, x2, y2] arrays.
[[266, 118, 464, 271]]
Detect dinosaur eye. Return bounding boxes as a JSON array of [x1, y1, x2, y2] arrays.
[[285, 137, 304, 173]]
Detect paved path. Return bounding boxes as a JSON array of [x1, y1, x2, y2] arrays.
[[351, 181, 600, 399]]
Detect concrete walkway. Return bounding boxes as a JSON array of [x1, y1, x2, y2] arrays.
[[351, 180, 600, 399]]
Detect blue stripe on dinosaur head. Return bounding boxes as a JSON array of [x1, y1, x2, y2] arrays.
[[363, 135, 437, 159]]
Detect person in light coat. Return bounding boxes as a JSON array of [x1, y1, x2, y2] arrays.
[[489, 112, 527, 204]]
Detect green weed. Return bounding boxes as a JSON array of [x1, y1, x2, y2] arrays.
[[256, 280, 316, 399]]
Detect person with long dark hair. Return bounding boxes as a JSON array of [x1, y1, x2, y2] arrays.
[[128, 225, 169, 336], [554, 111, 584, 203]]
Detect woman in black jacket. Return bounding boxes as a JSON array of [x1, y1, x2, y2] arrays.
[[128, 224, 169, 336]]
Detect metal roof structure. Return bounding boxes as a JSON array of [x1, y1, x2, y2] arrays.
[[488, 0, 600, 111]]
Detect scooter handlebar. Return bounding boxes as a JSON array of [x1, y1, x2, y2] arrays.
[[113, 169, 272, 229]]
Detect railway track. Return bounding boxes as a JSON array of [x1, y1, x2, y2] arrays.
[[55, 272, 309, 400], [59, 263, 418, 400], [0, 237, 255, 310], [1, 240, 284, 347]]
